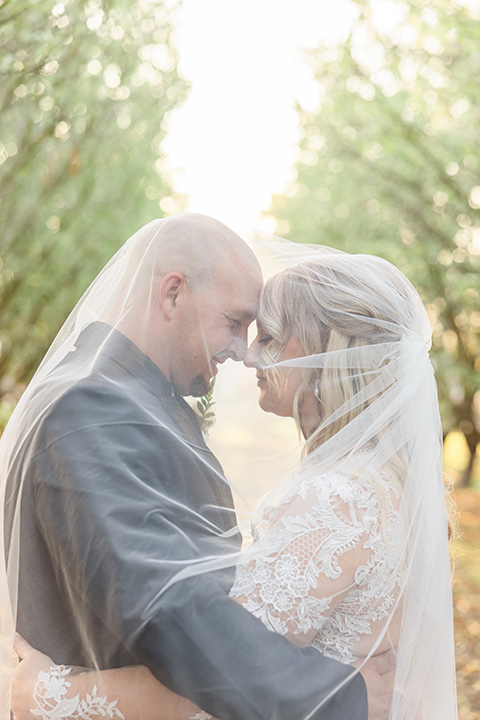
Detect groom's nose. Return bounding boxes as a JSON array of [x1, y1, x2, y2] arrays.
[[216, 337, 248, 363], [232, 336, 248, 361]]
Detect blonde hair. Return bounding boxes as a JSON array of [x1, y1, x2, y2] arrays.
[[258, 256, 411, 458]]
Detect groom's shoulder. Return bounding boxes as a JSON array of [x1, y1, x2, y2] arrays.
[[28, 373, 154, 449]]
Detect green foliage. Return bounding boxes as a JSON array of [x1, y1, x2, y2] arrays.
[[0, 0, 189, 407], [268, 0, 480, 483], [194, 378, 217, 435]]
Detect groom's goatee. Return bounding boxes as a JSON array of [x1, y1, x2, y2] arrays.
[[190, 374, 211, 398]]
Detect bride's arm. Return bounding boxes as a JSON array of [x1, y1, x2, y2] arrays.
[[229, 484, 372, 647], [12, 634, 213, 720], [229, 480, 395, 720]]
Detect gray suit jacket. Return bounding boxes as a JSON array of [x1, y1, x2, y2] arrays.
[[5, 323, 367, 720]]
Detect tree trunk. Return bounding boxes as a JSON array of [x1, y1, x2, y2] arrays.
[[458, 432, 480, 488]]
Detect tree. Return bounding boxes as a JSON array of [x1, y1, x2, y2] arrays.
[[268, 0, 480, 484], [0, 0, 188, 421]]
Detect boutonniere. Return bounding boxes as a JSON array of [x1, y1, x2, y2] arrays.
[[193, 378, 216, 436]]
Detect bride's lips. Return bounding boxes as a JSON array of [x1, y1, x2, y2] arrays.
[[256, 374, 267, 386]]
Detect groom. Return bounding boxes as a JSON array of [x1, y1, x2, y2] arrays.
[[6, 214, 369, 719]]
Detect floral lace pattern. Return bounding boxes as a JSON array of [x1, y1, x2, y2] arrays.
[[230, 462, 404, 664], [32, 664, 125, 720]]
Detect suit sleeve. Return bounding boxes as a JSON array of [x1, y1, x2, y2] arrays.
[[32, 385, 367, 720]]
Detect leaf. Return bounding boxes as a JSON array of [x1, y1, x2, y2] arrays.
[[191, 377, 216, 433], [47, 695, 80, 717]]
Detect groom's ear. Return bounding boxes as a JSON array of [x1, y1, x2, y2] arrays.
[[158, 272, 187, 320]]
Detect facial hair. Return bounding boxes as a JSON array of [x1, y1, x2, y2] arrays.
[[189, 374, 210, 397]]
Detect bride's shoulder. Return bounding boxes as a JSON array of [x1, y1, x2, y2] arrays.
[[250, 454, 404, 549], [278, 453, 400, 517]]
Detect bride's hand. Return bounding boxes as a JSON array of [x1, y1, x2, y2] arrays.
[[12, 633, 53, 720]]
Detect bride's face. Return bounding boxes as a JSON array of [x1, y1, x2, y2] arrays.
[[244, 323, 305, 418]]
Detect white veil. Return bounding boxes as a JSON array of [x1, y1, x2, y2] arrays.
[[239, 239, 456, 719], [0, 215, 456, 719]]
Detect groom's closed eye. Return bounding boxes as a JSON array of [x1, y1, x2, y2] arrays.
[[227, 317, 242, 331]]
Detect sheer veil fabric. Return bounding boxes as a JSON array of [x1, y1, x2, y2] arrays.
[[237, 232, 457, 719], [0, 215, 456, 719]]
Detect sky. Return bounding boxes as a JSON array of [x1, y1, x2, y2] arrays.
[[162, 0, 358, 229]]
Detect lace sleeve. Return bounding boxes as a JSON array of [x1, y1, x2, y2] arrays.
[[19, 662, 209, 720], [230, 472, 379, 648]]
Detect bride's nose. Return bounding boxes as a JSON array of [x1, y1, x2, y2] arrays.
[[243, 340, 260, 368]]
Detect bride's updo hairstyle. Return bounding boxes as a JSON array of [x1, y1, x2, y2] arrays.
[[257, 253, 429, 457]]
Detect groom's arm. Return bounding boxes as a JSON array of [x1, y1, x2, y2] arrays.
[[32, 387, 367, 720], [135, 573, 366, 720]]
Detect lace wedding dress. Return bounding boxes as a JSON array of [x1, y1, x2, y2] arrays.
[[230, 455, 404, 665]]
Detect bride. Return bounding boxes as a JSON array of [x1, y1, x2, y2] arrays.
[[8, 234, 456, 719]]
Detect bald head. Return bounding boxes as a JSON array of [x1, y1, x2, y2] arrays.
[[110, 214, 263, 392], [127, 213, 261, 292]]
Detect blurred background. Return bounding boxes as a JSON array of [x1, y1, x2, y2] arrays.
[[1, 0, 479, 716]]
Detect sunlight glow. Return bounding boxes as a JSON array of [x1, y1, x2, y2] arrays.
[[162, 1, 358, 227]]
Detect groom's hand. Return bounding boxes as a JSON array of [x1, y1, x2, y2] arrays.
[[11, 633, 53, 720], [356, 649, 396, 720]]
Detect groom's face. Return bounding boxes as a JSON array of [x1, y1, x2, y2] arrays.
[[172, 258, 262, 397]]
